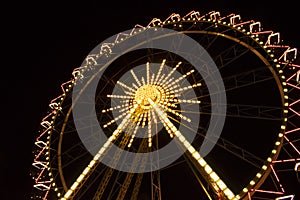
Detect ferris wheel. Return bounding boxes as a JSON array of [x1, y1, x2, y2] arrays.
[[31, 10, 300, 200]]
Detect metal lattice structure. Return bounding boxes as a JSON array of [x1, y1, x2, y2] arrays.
[[31, 10, 300, 200]]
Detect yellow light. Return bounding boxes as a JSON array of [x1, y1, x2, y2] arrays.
[[272, 149, 277, 154], [82, 167, 90, 175], [243, 188, 248, 193], [204, 165, 212, 174], [108, 135, 116, 142], [279, 133, 283, 137], [70, 182, 79, 190], [103, 141, 110, 148], [210, 172, 220, 181], [256, 173, 262, 178], [267, 157, 272, 162], [77, 174, 85, 183], [99, 148, 105, 155], [250, 180, 255, 185], [262, 165, 267, 170], [188, 146, 196, 154], [64, 190, 73, 198], [198, 158, 206, 167], [224, 188, 235, 199], [183, 140, 191, 148], [275, 141, 280, 146], [89, 160, 96, 168], [216, 179, 227, 190], [192, 151, 201, 160]]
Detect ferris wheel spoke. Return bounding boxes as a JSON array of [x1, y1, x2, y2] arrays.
[[215, 45, 250, 72], [148, 98, 237, 200], [199, 67, 274, 99], [93, 126, 135, 200], [198, 103, 284, 121], [61, 104, 139, 200], [115, 138, 149, 200]]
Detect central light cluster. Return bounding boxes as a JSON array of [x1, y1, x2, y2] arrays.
[[134, 84, 163, 110], [103, 59, 201, 148]]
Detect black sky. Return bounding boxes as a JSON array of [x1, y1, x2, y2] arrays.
[[2, 1, 299, 199]]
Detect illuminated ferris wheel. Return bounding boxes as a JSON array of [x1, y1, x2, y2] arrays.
[[31, 10, 300, 200]]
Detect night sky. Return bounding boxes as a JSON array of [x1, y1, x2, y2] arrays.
[[2, 1, 299, 200]]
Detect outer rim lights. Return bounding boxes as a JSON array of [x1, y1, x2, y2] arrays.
[[242, 188, 248, 193], [256, 173, 262, 178], [279, 133, 284, 137], [262, 165, 268, 170]]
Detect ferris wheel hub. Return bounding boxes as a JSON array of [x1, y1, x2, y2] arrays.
[[134, 84, 163, 110]]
